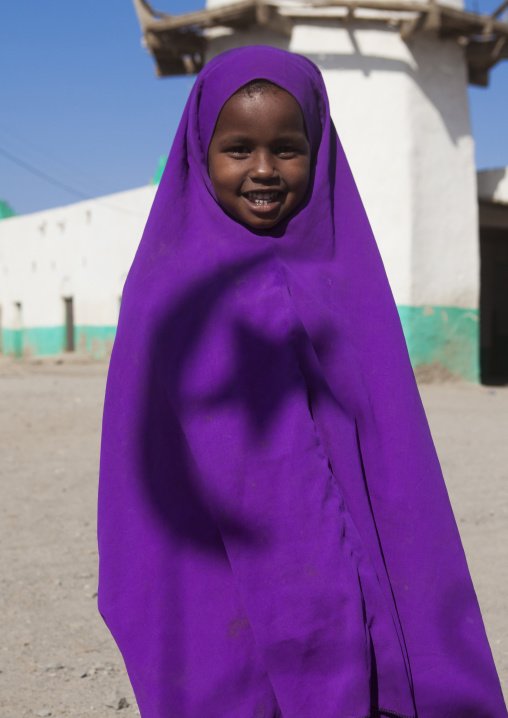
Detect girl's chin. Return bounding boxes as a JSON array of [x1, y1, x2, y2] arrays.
[[244, 214, 283, 230]]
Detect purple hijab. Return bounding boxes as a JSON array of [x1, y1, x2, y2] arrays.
[[98, 47, 506, 718]]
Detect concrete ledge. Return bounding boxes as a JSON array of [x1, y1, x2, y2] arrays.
[[477, 168, 508, 205]]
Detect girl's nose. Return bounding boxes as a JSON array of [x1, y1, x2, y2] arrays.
[[249, 150, 277, 179]]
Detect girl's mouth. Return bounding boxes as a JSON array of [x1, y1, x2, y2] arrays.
[[242, 191, 282, 213]]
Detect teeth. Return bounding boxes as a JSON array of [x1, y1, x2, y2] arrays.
[[246, 191, 279, 205]]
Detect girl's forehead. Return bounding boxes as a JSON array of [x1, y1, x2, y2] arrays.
[[213, 87, 308, 137], [196, 51, 324, 155]]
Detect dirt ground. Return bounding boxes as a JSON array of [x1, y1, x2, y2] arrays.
[[0, 357, 506, 717]]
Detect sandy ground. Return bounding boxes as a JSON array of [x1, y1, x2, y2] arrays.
[[0, 357, 507, 717]]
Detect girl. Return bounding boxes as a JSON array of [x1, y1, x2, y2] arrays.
[[98, 47, 507, 718]]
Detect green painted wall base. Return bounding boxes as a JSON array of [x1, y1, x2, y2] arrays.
[[1, 307, 479, 381], [75, 326, 117, 357], [397, 305, 479, 382], [1, 325, 117, 359]]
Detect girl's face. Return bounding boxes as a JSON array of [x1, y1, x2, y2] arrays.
[[208, 87, 311, 230]]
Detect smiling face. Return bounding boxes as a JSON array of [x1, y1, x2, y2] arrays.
[[207, 85, 311, 230]]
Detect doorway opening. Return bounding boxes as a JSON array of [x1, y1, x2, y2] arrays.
[[14, 301, 23, 358], [63, 296, 75, 352], [480, 226, 508, 384]]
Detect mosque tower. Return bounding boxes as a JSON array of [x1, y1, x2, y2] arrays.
[[132, 0, 508, 381]]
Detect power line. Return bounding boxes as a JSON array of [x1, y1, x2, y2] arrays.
[[0, 120, 113, 197], [0, 145, 90, 201], [0, 145, 149, 218]]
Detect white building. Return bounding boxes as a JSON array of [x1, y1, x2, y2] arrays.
[[0, 186, 156, 358]]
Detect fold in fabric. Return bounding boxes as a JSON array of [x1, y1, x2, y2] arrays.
[[98, 46, 507, 718]]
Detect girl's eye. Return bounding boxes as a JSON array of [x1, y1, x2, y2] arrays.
[[228, 146, 249, 157], [277, 146, 297, 158]]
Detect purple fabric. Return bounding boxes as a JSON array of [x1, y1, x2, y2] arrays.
[[98, 46, 507, 718]]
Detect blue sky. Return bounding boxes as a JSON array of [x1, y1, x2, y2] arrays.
[[1, 0, 507, 216]]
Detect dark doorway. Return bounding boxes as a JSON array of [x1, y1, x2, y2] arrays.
[[14, 301, 23, 358], [480, 227, 508, 384], [63, 297, 75, 352]]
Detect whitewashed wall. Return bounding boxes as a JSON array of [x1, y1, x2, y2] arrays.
[[0, 186, 155, 352]]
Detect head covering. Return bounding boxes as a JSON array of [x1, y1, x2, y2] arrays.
[[98, 46, 506, 718]]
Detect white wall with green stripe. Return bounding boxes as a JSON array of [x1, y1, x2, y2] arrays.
[[0, 186, 156, 360], [0, 168, 480, 382]]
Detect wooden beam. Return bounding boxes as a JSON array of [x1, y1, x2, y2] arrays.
[[132, 0, 508, 85], [255, 4, 293, 36], [492, 0, 508, 20], [400, 13, 426, 40], [132, 0, 165, 30], [140, 1, 258, 33], [135, 0, 508, 38]]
